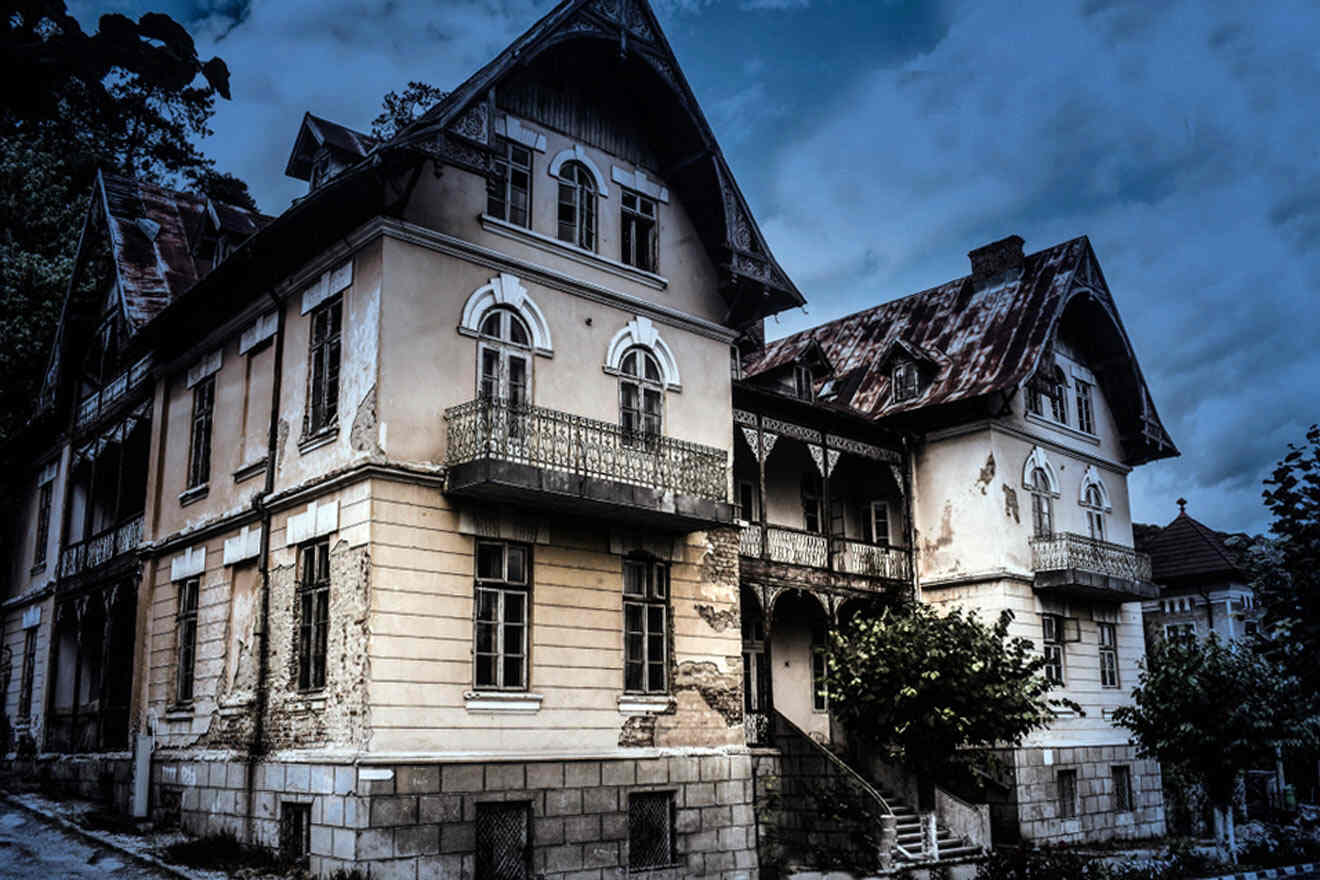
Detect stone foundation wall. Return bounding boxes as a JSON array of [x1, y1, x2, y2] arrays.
[[151, 752, 759, 880], [1009, 745, 1164, 844], [2, 753, 135, 813]]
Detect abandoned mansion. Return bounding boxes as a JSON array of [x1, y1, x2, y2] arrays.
[[0, 0, 1179, 876]]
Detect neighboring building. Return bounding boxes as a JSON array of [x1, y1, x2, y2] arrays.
[[740, 234, 1177, 845], [1136, 500, 1263, 649], [0, 0, 1183, 874]]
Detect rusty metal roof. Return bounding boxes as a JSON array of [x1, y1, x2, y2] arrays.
[[98, 171, 272, 330], [743, 236, 1177, 463]]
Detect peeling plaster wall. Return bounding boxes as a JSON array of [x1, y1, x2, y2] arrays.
[[375, 238, 734, 464], [365, 477, 742, 754]]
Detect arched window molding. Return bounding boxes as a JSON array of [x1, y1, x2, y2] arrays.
[[1079, 465, 1113, 512], [458, 273, 553, 357], [547, 145, 609, 198], [1021, 446, 1060, 496], [603, 315, 681, 391]]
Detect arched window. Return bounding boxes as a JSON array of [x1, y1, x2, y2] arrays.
[[619, 347, 663, 443], [477, 307, 532, 407], [1083, 483, 1106, 541], [1029, 467, 1054, 538], [556, 161, 596, 250]]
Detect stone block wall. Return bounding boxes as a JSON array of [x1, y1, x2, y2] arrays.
[[1008, 745, 1164, 844], [5, 753, 136, 813], [151, 752, 760, 879]]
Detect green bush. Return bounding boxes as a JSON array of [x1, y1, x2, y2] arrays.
[[160, 831, 286, 873]]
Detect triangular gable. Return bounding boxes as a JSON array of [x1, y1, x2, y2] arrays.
[[285, 112, 376, 180], [391, 0, 804, 324]]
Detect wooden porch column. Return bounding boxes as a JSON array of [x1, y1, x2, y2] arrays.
[[69, 598, 86, 752], [756, 414, 768, 560], [94, 586, 118, 750]]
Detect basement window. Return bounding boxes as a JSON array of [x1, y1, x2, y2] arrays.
[[280, 802, 311, 866], [629, 791, 676, 870], [1057, 769, 1078, 819], [1111, 765, 1133, 812], [476, 802, 531, 880]]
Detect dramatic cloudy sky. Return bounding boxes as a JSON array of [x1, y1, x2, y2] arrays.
[[71, 0, 1320, 535]]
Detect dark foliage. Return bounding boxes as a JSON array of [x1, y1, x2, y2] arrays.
[[371, 80, 448, 141]]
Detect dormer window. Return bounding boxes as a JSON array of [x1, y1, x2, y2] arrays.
[[793, 364, 813, 401], [892, 361, 920, 402], [311, 153, 331, 189]]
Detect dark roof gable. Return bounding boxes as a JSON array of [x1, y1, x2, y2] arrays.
[[1140, 509, 1245, 585]]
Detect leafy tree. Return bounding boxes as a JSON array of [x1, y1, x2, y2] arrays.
[[371, 80, 449, 141], [0, 1, 241, 449], [825, 603, 1074, 811], [1112, 635, 1316, 858], [1255, 425, 1320, 685]]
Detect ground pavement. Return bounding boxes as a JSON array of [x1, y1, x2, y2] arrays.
[[0, 806, 178, 879]]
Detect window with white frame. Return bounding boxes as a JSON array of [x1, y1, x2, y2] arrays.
[[892, 360, 920, 402], [801, 472, 822, 533], [1042, 613, 1065, 684], [478, 307, 532, 410], [175, 577, 199, 704], [623, 554, 668, 694], [475, 541, 530, 691], [867, 500, 891, 546], [621, 189, 658, 272], [488, 138, 532, 227], [619, 347, 663, 444], [306, 295, 342, 435], [1075, 379, 1095, 434], [1099, 622, 1119, 688], [793, 364, 813, 401], [1030, 467, 1054, 538], [556, 161, 596, 250], [1083, 484, 1106, 541]]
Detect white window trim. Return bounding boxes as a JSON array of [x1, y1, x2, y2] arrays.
[[464, 690, 544, 713], [611, 165, 669, 203], [618, 694, 674, 715], [1022, 446, 1061, 496], [493, 114, 547, 152], [457, 273, 554, 356], [603, 315, 682, 391], [479, 214, 668, 291], [547, 144, 609, 197], [1079, 465, 1114, 511]]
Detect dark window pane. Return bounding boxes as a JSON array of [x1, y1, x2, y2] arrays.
[[478, 543, 504, 580], [506, 546, 527, 584], [476, 655, 496, 688]]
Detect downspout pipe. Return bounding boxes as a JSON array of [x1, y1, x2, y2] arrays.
[[244, 292, 285, 845]]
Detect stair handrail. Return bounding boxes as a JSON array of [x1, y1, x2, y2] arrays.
[[772, 711, 920, 861]]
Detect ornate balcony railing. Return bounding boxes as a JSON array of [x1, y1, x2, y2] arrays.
[[739, 523, 763, 557], [831, 537, 912, 581], [75, 355, 152, 431], [765, 525, 828, 568], [59, 514, 144, 578], [1030, 532, 1152, 582], [444, 398, 728, 503]]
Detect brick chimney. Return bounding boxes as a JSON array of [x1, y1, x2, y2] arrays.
[[968, 235, 1025, 278]]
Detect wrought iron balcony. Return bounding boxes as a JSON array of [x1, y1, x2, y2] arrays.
[[59, 514, 144, 580], [738, 522, 912, 586], [1030, 531, 1157, 601], [444, 398, 733, 529]]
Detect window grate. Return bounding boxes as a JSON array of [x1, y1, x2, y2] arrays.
[[476, 802, 531, 880], [629, 792, 674, 870], [280, 802, 311, 865]]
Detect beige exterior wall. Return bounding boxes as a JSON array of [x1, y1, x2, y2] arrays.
[[7, 447, 69, 597]]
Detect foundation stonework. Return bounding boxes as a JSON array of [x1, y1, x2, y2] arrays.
[[150, 753, 759, 880]]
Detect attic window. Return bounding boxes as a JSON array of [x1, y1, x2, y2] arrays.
[[892, 361, 920, 402], [793, 364, 813, 401]]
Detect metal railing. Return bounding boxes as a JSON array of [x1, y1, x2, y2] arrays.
[[832, 537, 912, 580], [1030, 531, 1152, 582], [738, 523, 912, 582], [75, 355, 152, 431], [443, 398, 728, 503], [59, 514, 144, 578]]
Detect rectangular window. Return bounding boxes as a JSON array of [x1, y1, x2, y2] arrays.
[[306, 295, 342, 435], [279, 802, 312, 865], [1042, 614, 1064, 685], [1111, 765, 1133, 812], [1099, 622, 1119, 688], [628, 792, 675, 870], [33, 480, 53, 566], [869, 501, 890, 546], [18, 629, 37, 720], [1087, 508, 1106, 541], [621, 190, 658, 272], [620, 382, 662, 445], [1027, 383, 1043, 416], [187, 376, 215, 489], [801, 473, 822, 533], [893, 361, 919, 402], [1058, 769, 1078, 818], [1076, 380, 1095, 434], [475, 541, 530, 691], [812, 647, 828, 712], [624, 557, 668, 694], [476, 802, 531, 880], [175, 578, 199, 704], [487, 139, 532, 227], [1164, 622, 1196, 645], [737, 480, 757, 522], [1049, 375, 1068, 423], [298, 539, 330, 691], [793, 364, 814, 400], [1031, 490, 1053, 538]]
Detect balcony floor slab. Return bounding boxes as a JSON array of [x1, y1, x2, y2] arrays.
[[1032, 568, 1159, 602]]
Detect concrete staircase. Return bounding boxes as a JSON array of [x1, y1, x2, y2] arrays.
[[880, 788, 982, 861]]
